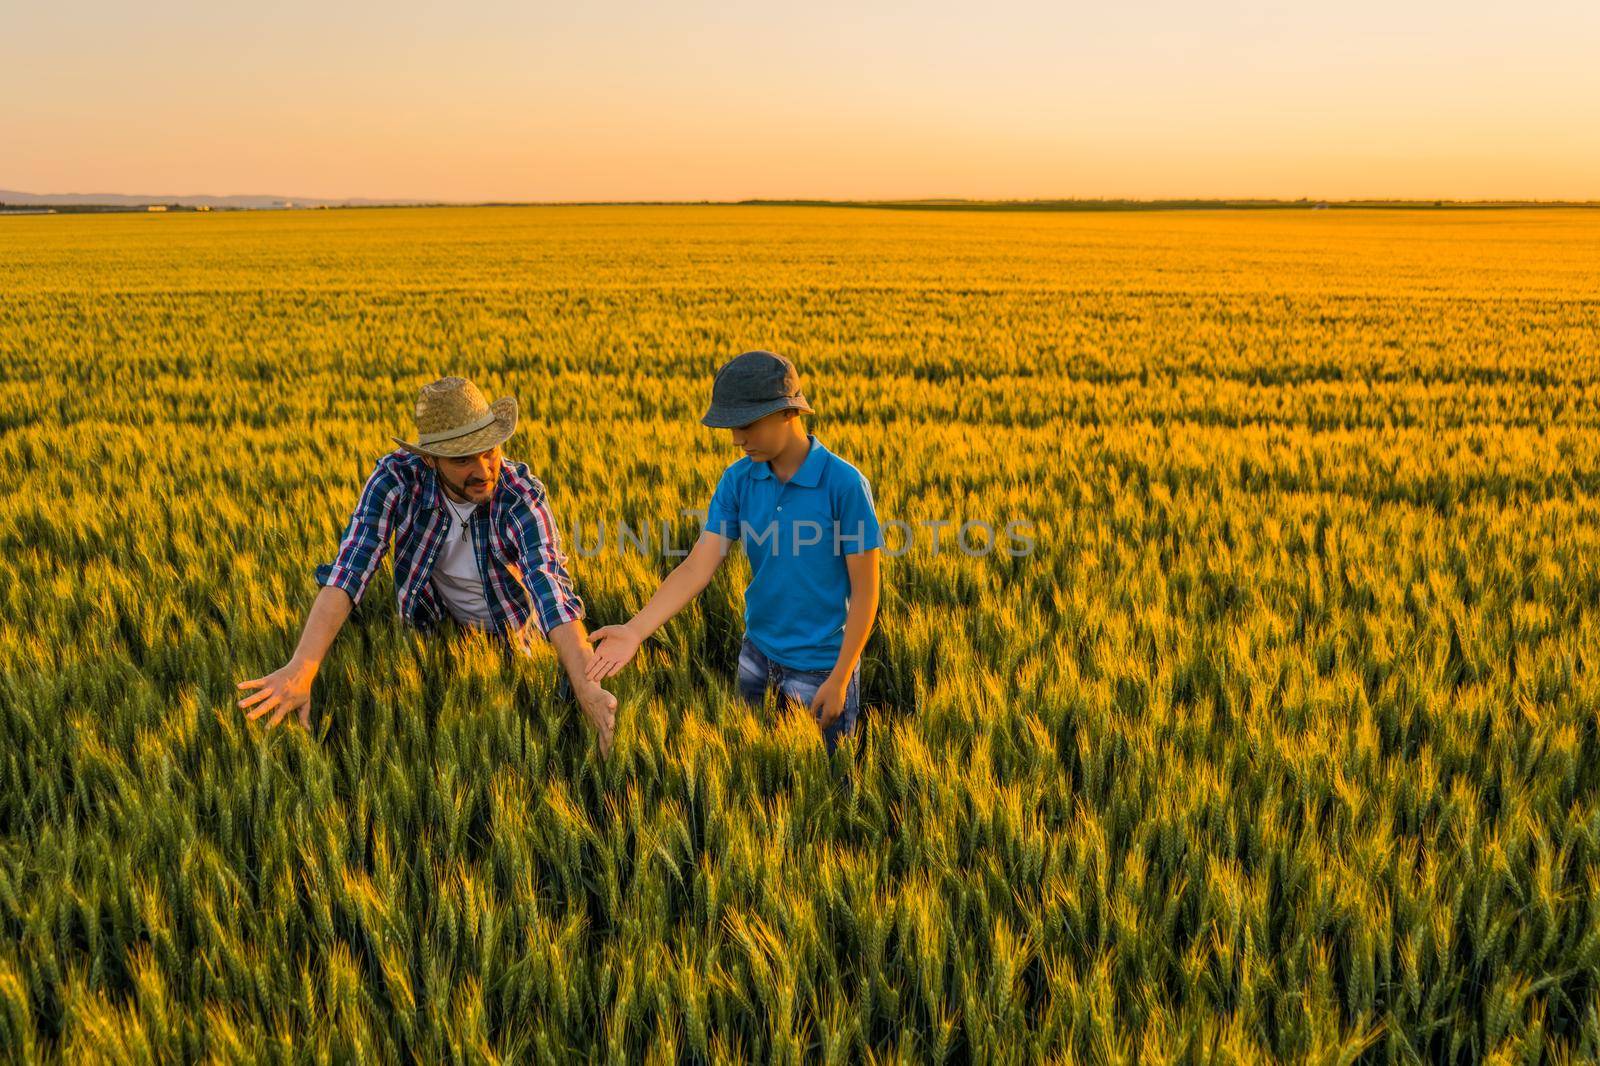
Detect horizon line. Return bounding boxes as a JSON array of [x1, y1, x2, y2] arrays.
[[6, 191, 1600, 211]]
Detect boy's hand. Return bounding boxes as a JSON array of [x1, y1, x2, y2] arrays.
[[809, 678, 847, 729], [237, 659, 318, 729], [576, 680, 617, 757], [586, 623, 643, 681]]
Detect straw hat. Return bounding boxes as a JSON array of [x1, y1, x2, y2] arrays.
[[391, 377, 517, 458]]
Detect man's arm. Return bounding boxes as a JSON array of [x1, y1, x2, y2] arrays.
[[238, 456, 399, 729], [585, 531, 732, 681], [546, 618, 617, 757], [506, 478, 621, 756], [810, 548, 880, 728], [236, 585, 352, 727]]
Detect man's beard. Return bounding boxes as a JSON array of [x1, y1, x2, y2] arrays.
[[439, 467, 493, 501]]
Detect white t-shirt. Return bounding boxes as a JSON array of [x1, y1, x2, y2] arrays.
[[431, 495, 496, 630]]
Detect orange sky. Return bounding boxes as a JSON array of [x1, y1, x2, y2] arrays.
[[3, 1, 1596, 201]]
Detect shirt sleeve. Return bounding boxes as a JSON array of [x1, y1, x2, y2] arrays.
[[834, 468, 884, 555], [316, 455, 403, 606], [507, 478, 586, 636], [704, 466, 741, 540]]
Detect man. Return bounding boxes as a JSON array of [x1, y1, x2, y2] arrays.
[[235, 376, 617, 755], [585, 351, 880, 754]]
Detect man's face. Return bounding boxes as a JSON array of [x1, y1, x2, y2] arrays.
[[426, 445, 501, 504], [729, 409, 797, 462]]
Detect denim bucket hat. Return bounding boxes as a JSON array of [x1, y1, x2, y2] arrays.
[[700, 350, 814, 428]]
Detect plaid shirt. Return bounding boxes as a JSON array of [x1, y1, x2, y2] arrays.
[[315, 449, 584, 650]]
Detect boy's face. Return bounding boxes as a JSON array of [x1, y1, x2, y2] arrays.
[[729, 409, 799, 462], [425, 445, 502, 504]]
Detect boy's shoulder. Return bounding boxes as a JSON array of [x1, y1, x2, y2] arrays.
[[817, 446, 873, 492]]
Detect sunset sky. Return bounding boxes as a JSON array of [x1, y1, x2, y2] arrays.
[[4, 0, 1596, 202]]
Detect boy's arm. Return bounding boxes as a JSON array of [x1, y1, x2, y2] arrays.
[[586, 531, 732, 681], [810, 548, 880, 728]]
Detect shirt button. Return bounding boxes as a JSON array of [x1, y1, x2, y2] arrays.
[[777, 506, 783, 511]]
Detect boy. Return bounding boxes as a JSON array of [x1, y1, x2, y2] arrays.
[[586, 350, 881, 753]]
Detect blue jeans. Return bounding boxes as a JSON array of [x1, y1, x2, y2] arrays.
[[736, 637, 860, 755]]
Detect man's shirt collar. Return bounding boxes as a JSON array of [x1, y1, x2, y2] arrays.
[[421, 462, 441, 512]]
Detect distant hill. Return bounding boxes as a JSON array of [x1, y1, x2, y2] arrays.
[[0, 189, 431, 209]]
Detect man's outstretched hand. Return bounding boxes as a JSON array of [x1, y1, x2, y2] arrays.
[[237, 659, 317, 729], [576, 679, 618, 757], [586, 623, 643, 682]]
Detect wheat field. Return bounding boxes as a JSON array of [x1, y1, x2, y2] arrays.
[[2, 205, 1598, 1062]]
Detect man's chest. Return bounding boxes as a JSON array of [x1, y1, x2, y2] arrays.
[[432, 516, 481, 579], [398, 508, 515, 572]]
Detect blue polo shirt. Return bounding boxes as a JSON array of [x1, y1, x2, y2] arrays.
[[704, 434, 883, 671]]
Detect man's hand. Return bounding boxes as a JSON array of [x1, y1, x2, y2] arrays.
[[586, 624, 643, 682], [576, 680, 617, 757], [237, 659, 318, 729], [809, 677, 848, 730], [547, 620, 619, 758]]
